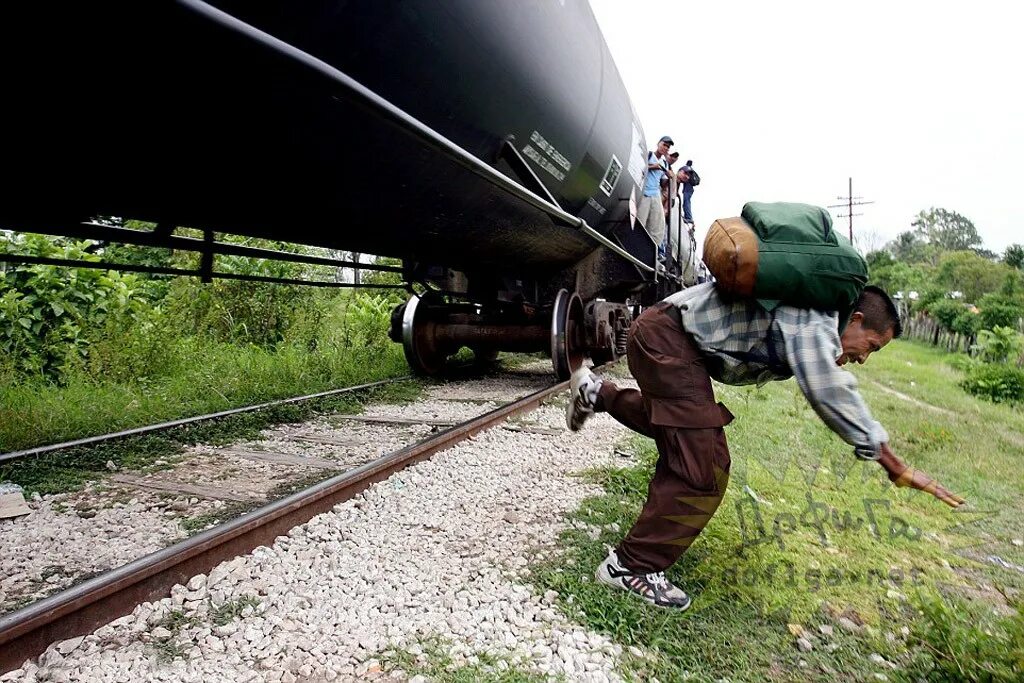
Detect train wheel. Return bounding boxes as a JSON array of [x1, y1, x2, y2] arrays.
[[550, 289, 585, 380], [400, 295, 447, 376]]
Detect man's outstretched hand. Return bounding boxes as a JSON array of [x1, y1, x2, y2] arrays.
[[878, 444, 966, 508]]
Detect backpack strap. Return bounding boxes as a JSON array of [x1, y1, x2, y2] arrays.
[[708, 310, 790, 377]]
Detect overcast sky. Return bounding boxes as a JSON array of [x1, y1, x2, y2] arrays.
[[589, 0, 1022, 257]]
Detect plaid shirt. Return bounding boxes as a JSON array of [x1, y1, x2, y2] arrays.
[[664, 283, 887, 460]]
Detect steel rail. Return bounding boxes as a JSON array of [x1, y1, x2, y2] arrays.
[[0, 377, 410, 464], [0, 377, 569, 673], [174, 0, 654, 274]]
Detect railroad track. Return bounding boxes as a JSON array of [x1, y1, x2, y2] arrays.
[[0, 364, 572, 674]]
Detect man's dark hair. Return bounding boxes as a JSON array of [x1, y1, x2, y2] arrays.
[[854, 285, 902, 338]]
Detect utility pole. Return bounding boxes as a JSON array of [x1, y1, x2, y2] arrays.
[[827, 177, 874, 244]]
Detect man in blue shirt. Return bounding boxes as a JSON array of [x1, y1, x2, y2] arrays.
[[638, 136, 673, 255]]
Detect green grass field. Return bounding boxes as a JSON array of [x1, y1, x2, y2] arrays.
[[535, 340, 1024, 682]]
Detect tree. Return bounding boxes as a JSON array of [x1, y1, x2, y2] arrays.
[[1004, 243, 1024, 270], [911, 207, 983, 252], [866, 250, 894, 271], [870, 259, 931, 298], [888, 230, 935, 264], [934, 251, 1012, 303]]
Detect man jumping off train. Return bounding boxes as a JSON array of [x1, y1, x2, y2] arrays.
[[564, 282, 965, 609]]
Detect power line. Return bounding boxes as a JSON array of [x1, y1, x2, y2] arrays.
[[827, 177, 874, 243]]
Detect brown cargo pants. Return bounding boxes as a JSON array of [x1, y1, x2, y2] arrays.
[[595, 302, 734, 573]]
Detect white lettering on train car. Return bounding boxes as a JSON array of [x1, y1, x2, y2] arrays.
[[528, 130, 572, 172], [522, 143, 567, 182]]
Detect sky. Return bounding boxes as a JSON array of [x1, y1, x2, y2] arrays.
[[588, 0, 1023, 257]]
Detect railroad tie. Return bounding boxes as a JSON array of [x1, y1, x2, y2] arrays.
[[214, 447, 343, 471], [106, 474, 260, 503]]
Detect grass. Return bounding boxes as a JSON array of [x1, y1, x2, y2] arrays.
[[534, 339, 1024, 682], [0, 340, 411, 453], [0, 378, 424, 496], [210, 595, 261, 626], [382, 637, 548, 683], [179, 501, 259, 536], [150, 608, 203, 662]]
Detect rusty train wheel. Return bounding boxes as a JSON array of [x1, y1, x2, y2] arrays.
[[550, 289, 585, 380], [401, 295, 447, 376]]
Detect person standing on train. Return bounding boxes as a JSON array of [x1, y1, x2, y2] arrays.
[[637, 136, 673, 259], [664, 151, 687, 271], [679, 159, 699, 226]]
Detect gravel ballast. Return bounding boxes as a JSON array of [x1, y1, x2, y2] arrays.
[[0, 371, 549, 616], [8, 381, 638, 682]]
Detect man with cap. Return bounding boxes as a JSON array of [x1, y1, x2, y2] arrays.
[[638, 136, 673, 259]]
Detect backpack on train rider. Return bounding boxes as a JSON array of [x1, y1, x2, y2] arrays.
[[702, 201, 868, 332], [686, 166, 700, 186]]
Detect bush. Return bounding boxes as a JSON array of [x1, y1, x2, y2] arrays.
[[0, 234, 158, 381], [343, 293, 394, 349], [360, 256, 407, 307], [913, 287, 947, 315], [952, 309, 982, 336], [972, 326, 1024, 364], [164, 278, 329, 348], [946, 354, 981, 373], [906, 591, 1024, 682], [977, 293, 1024, 331], [960, 364, 1024, 404], [927, 300, 970, 332], [84, 308, 182, 384]]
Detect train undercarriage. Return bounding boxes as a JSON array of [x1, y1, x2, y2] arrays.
[[390, 288, 632, 380]]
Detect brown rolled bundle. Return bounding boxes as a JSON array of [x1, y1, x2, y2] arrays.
[[702, 217, 759, 296]]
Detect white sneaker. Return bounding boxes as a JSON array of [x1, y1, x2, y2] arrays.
[[595, 548, 692, 610], [566, 367, 602, 431]]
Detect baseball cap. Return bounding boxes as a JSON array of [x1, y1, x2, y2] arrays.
[[658, 135, 674, 145]]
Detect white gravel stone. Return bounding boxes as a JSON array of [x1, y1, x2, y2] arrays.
[[0, 490, 188, 611], [56, 636, 85, 655]]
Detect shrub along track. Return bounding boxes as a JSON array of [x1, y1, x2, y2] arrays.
[[0, 364, 568, 673]]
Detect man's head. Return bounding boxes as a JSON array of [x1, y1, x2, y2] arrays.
[[657, 135, 673, 156], [668, 151, 680, 166], [837, 285, 902, 366]]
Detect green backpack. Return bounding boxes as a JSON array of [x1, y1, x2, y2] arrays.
[[703, 201, 868, 330]]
